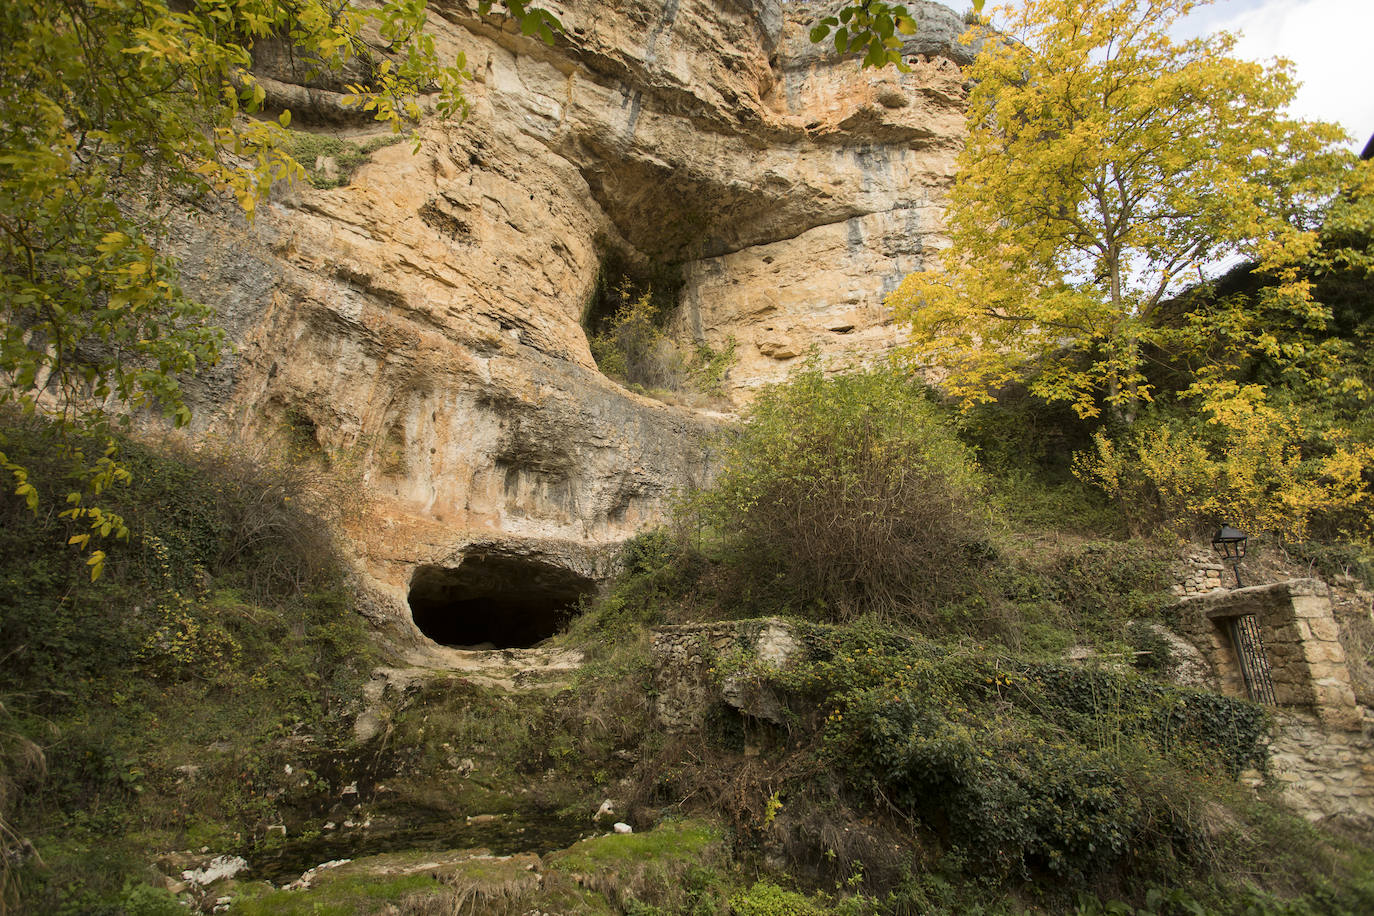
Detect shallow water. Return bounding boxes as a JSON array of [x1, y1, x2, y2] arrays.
[[246, 811, 592, 884]]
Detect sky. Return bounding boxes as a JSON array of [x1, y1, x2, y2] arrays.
[[1174, 0, 1373, 150]]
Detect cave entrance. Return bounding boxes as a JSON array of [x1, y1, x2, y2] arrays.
[[407, 555, 596, 649], [580, 253, 683, 341]]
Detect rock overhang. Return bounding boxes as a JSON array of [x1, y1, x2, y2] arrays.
[[175, 0, 974, 624]]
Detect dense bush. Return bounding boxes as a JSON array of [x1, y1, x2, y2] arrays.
[[0, 417, 374, 912], [689, 366, 989, 622], [0, 416, 363, 706], [1, 417, 345, 604], [746, 625, 1271, 886], [729, 881, 833, 916], [952, 389, 1126, 535], [1076, 403, 1373, 543]]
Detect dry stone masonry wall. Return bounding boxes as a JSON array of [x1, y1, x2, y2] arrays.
[[1171, 551, 1229, 597], [1269, 712, 1374, 833]]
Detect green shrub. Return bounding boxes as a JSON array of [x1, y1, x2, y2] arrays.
[[1038, 540, 1171, 627], [1125, 621, 1175, 675], [117, 881, 184, 916], [729, 881, 829, 916], [689, 365, 990, 622], [953, 388, 1123, 535], [560, 529, 718, 648], [744, 625, 1271, 886], [588, 280, 735, 398]]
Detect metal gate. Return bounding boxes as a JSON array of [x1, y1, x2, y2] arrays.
[[1227, 614, 1277, 705]]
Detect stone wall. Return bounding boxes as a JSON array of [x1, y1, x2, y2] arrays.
[[1170, 546, 1374, 707], [1170, 551, 1229, 597], [1170, 579, 1374, 835], [1171, 579, 1360, 728], [1268, 711, 1374, 834]]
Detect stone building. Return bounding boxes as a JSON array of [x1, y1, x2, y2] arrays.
[[1169, 576, 1374, 832]]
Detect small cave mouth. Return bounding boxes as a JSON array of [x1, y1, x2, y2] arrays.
[[580, 252, 684, 342], [407, 555, 596, 649]]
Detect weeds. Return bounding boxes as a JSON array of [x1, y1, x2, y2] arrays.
[[587, 280, 736, 402], [283, 130, 403, 189]]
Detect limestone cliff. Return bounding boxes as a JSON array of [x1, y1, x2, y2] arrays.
[[174, 0, 972, 636]]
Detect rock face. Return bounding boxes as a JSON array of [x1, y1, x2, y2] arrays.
[[177, 0, 972, 633], [650, 618, 802, 732]]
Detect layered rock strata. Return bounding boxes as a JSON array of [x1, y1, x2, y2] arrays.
[[176, 0, 972, 631]]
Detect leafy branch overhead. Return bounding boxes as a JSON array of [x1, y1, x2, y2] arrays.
[[479, 0, 561, 44]]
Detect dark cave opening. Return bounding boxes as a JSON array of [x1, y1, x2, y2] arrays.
[[407, 555, 596, 649], [580, 253, 684, 340]]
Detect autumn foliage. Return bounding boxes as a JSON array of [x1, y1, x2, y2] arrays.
[[889, 0, 1370, 542]]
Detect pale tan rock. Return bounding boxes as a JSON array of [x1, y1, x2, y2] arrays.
[[173, 0, 974, 634]]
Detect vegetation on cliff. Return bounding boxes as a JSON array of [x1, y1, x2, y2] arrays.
[[6, 359, 1374, 913], [587, 280, 737, 402]]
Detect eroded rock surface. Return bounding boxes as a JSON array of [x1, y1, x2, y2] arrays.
[[176, 0, 972, 630]]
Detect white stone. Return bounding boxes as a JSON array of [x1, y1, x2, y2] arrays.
[[182, 855, 248, 887]]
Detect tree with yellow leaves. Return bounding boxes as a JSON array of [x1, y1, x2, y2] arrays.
[[889, 0, 1347, 422], [887, 0, 1372, 540]]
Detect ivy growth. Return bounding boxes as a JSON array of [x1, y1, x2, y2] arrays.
[[726, 623, 1271, 884]]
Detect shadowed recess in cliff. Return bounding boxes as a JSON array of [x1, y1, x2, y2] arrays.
[[407, 555, 597, 648]]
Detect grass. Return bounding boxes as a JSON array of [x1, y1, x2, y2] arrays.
[[546, 819, 721, 873], [228, 869, 440, 916], [545, 820, 732, 914], [283, 130, 404, 190]]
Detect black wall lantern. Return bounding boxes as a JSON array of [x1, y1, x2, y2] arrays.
[[1211, 524, 1248, 587]]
